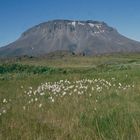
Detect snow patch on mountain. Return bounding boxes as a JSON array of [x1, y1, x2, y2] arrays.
[[88, 23, 95, 27], [72, 21, 76, 27], [78, 22, 85, 26]]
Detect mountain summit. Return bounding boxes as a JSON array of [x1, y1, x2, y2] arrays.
[[0, 20, 140, 57]]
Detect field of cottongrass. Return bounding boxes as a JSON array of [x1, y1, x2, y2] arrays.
[[0, 54, 140, 140]]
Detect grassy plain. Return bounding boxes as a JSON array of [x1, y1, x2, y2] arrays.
[[0, 54, 140, 140]]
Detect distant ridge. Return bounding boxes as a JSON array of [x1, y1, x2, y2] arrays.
[[0, 19, 140, 57]]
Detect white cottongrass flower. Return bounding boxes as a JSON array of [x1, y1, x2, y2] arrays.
[[92, 87, 94, 91], [119, 83, 122, 86], [51, 98, 54, 102], [48, 96, 53, 100], [112, 78, 115, 81], [22, 77, 135, 105], [40, 92, 45, 96], [74, 89, 77, 92], [39, 104, 42, 108], [31, 98, 34, 102], [29, 87, 33, 90], [2, 110, 6, 114], [62, 92, 66, 96], [78, 91, 81, 95], [3, 98, 7, 103], [33, 91, 37, 95], [23, 106, 26, 110], [132, 85, 135, 88]]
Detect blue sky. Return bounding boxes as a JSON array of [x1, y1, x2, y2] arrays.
[[0, 0, 140, 47]]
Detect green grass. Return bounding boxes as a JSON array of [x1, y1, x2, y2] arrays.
[[0, 54, 140, 140]]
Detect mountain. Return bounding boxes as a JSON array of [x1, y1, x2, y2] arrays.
[[0, 19, 140, 57]]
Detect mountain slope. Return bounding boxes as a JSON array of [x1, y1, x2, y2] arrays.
[[0, 20, 140, 57]]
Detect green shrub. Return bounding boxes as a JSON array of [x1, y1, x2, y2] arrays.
[[0, 63, 55, 74]]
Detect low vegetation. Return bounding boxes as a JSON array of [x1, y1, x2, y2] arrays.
[[0, 54, 140, 140]]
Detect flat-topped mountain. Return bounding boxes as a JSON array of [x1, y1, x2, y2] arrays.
[[0, 19, 140, 57]]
